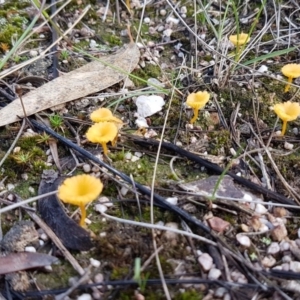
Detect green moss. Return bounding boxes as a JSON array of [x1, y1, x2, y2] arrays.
[[174, 289, 204, 300], [207, 130, 231, 156], [131, 64, 162, 87], [0, 23, 23, 45]]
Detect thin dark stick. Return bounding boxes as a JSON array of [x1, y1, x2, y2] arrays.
[[30, 119, 211, 234], [132, 137, 298, 209]]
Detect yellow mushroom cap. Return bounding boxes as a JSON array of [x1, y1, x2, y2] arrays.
[[86, 122, 118, 144], [90, 108, 123, 124], [58, 174, 103, 206], [281, 64, 300, 79], [273, 101, 300, 122], [229, 33, 250, 46], [186, 91, 210, 110]]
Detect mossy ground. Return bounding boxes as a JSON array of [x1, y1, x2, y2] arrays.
[[1, 0, 300, 299]]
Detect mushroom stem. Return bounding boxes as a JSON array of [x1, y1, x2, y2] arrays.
[[281, 120, 288, 136], [101, 142, 108, 155], [284, 77, 293, 92], [79, 203, 86, 227], [190, 109, 199, 124]]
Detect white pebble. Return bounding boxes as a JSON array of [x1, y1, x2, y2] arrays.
[[290, 261, 300, 273], [131, 155, 140, 162], [90, 258, 101, 268], [7, 184, 15, 191], [99, 196, 113, 207], [166, 16, 180, 25], [198, 253, 213, 272], [180, 6, 187, 14], [163, 222, 178, 241], [134, 152, 143, 158], [284, 141, 294, 150], [120, 186, 129, 196], [28, 187, 35, 195], [208, 268, 221, 280], [77, 294, 92, 300], [83, 164, 91, 173], [94, 204, 107, 214], [124, 152, 132, 160], [166, 197, 178, 206], [255, 203, 268, 214], [160, 9, 166, 16], [13, 146, 21, 153], [262, 255, 276, 267], [163, 28, 173, 37], [144, 17, 150, 24], [236, 234, 251, 248], [25, 246, 36, 253], [29, 50, 38, 57], [267, 242, 280, 255]]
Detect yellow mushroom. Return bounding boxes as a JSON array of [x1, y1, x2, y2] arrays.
[[58, 174, 103, 227], [86, 122, 118, 155], [281, 64, 300, 92], [186, 91, 210, 124], [229, 32, 250, 47], [273, 101, 300, 136], [90, 108, 123, 125], [229, 32, 250, 61]]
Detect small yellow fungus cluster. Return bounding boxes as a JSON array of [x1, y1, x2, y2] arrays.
[[229, 32, 250, 61], [86, 108, 123, 155], [58, 174, 103, 227], [272, 101, 300, 136], [186, 91, 210, 124], [281, 64, 300, 92]]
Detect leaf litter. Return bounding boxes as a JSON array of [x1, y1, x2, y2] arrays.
[[1, 0, 300, 299]]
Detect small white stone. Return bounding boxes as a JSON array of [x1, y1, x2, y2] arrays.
[[131, 155, 140, 162], [25, 246, 36, 253], [280, 241, 290, 251], [89, 39, 97, 49], [77, 294, 92, 300], [163, 28, 173, 37], [267, 242, 280, 255], [214, 287, 227, 298], [13, 146, 21, 153], [94, 204, 107, 214], [198, 253, 213, 272], [166, 16, 179, 25], [163, 222, 179, 241], [262, 255, 276, 267], [44, 265, 53, 272], [7, 184, 15, 191], [21, 173, 28, 180], [236, 234, 251, 248], [282, 255, 292, 263], [284, 142, 294, 150], [157, 25, 165, 32], [166, 197, 178, 206], [124, 152, 132, 160], [144, 17, 150, 24], [255, 203, 268, 214], [40, 233, 49, 241], [290, 261, 300, 273], [99, 232, 107, 237], [94, 273, 104, 283], [29, 50, 38, 57], [134, 152, 143, 158], [208, 268, 221, 280], [90, 258, 101, 268], [83, 164, 91, 173], [99, 196, 113, 207], [28, 187, 35, 194], [160, 9, 166, 16], [120, 186, 129, 196], [180, 6, 187, 14], [39, 240, 45, 246]]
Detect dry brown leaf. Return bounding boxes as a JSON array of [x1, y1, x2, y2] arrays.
[[0, 43, 139, 127], [0, 252, 58, 274]]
